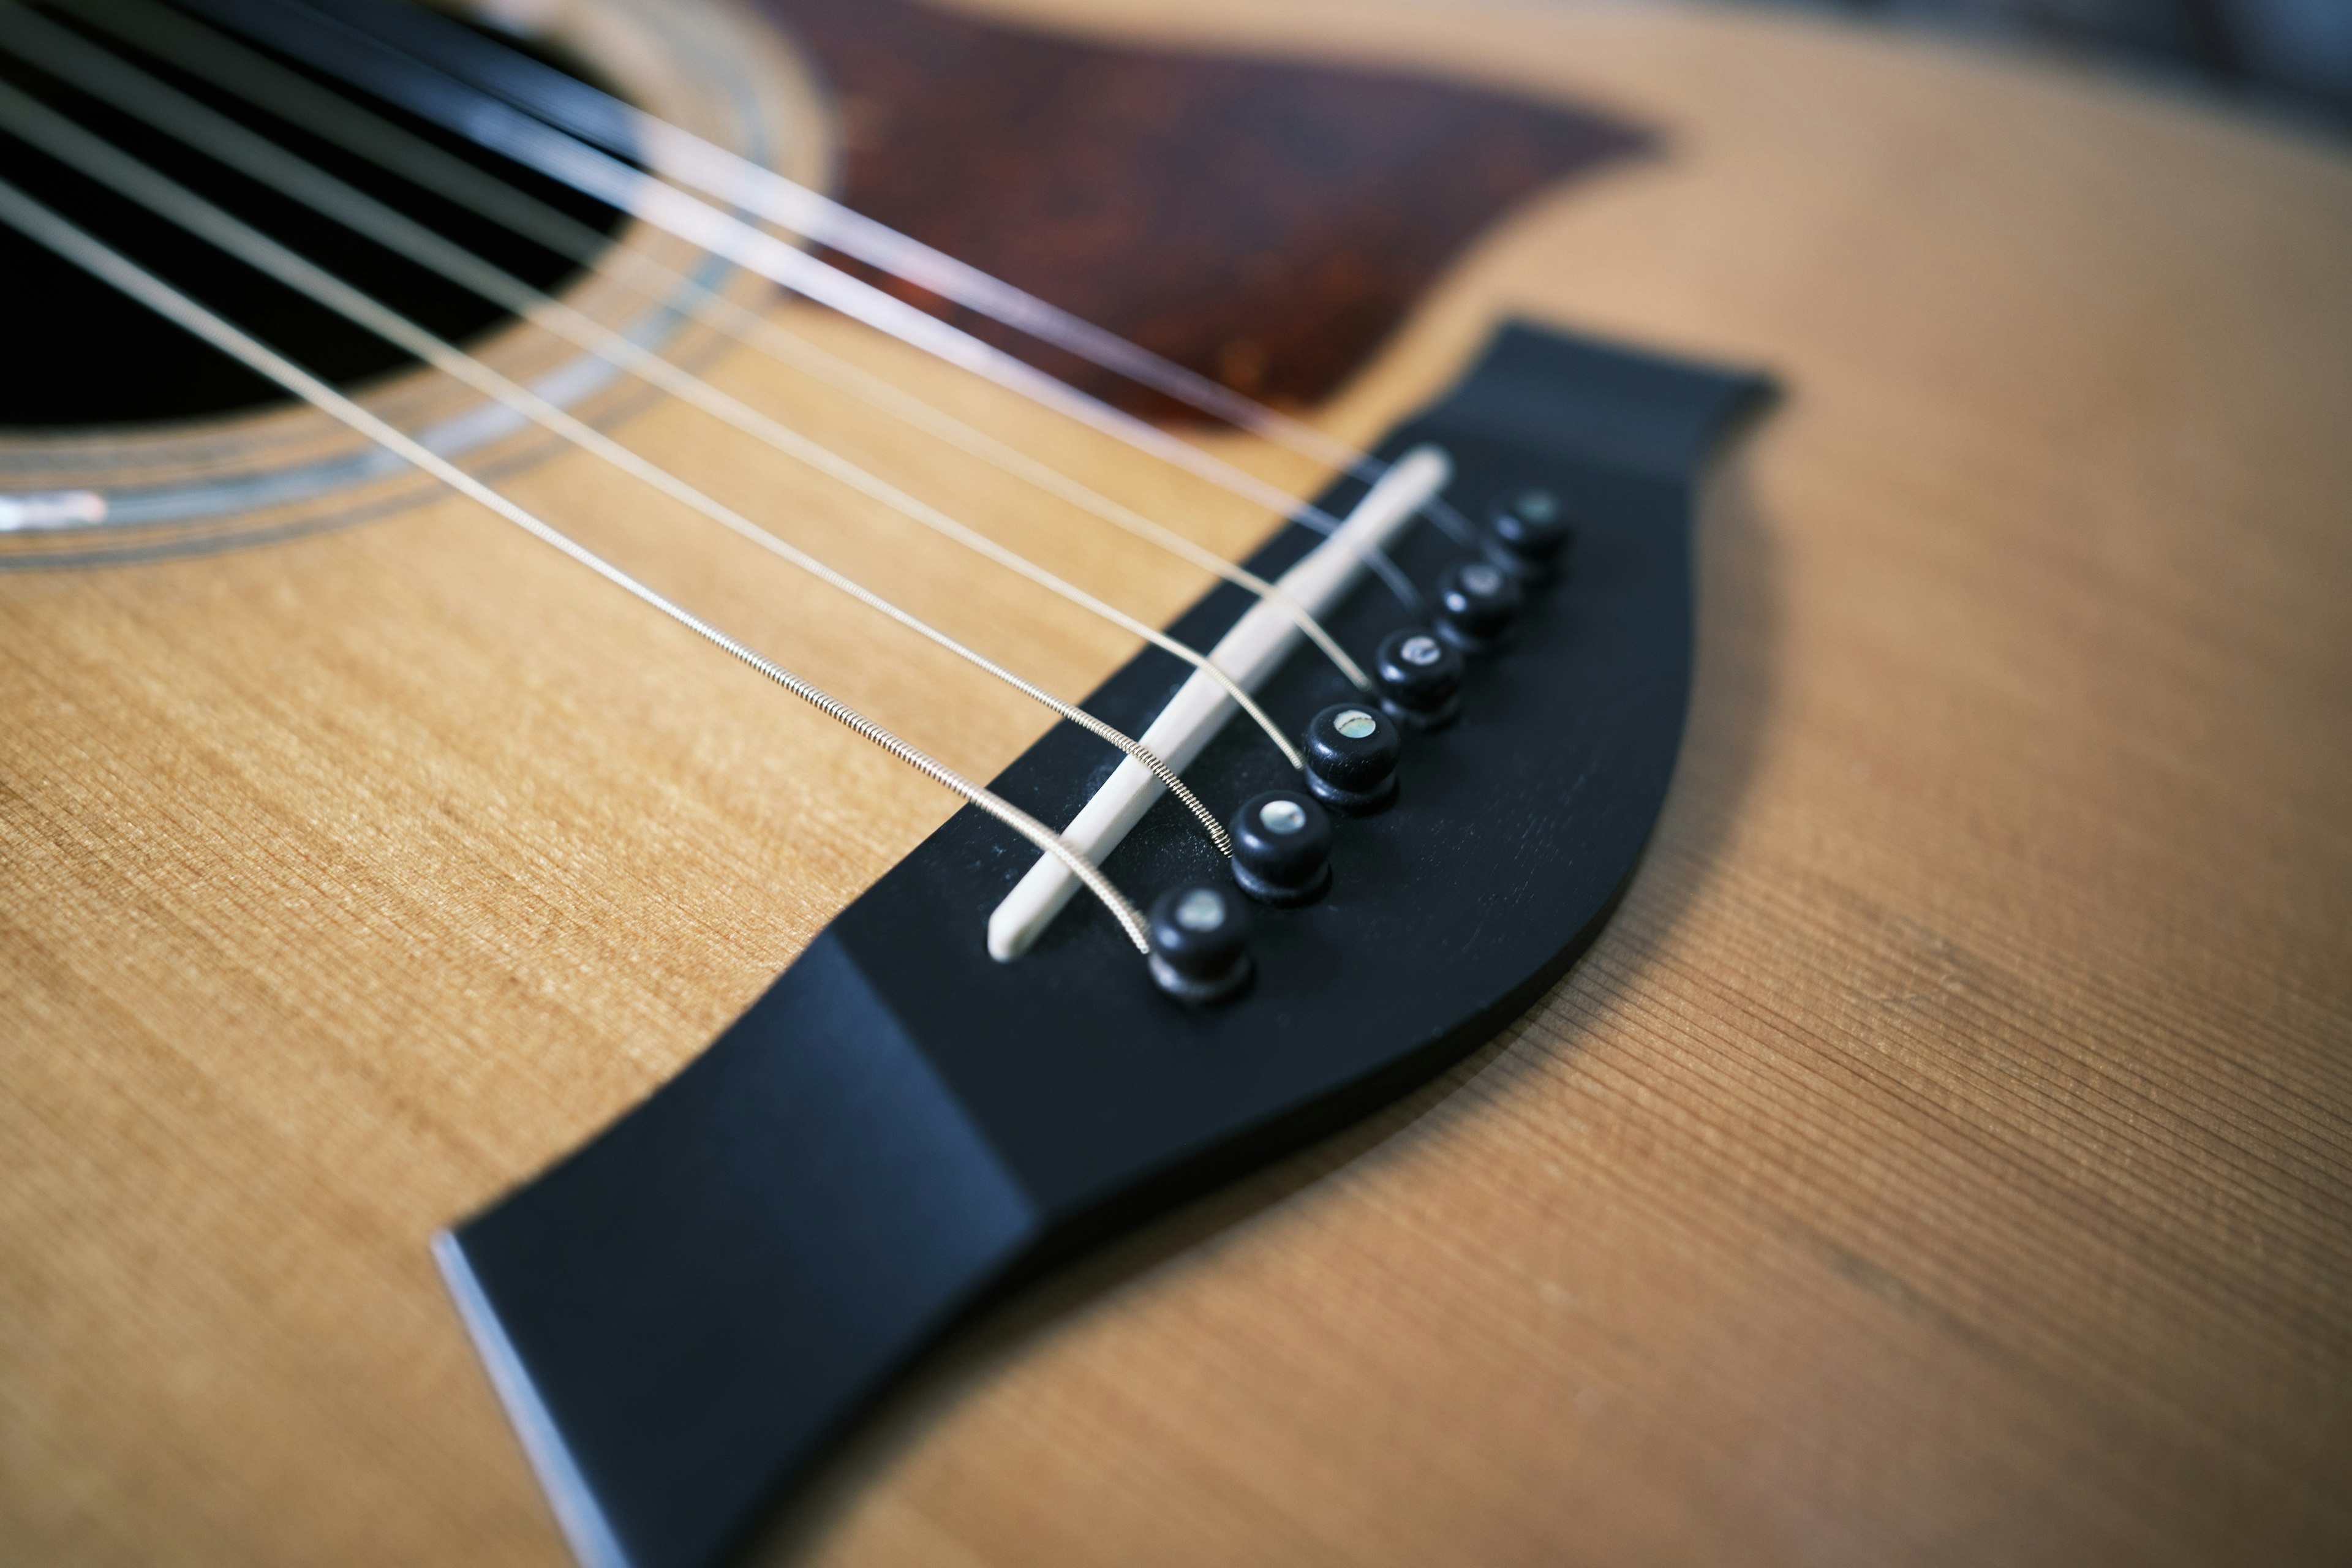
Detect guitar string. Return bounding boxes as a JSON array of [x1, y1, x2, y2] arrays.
[[0, 71, 1249, 853], [175, 0, 1431, 609], [0, 173, 1159, 951], [0, 11, 1302, 787], [297, 0, 1488, 552], [209, 0, 1463, 569], [62, 0, 1376, 694], [200, 0, 1421, 606]]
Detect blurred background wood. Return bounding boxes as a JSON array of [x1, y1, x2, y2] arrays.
[[2, 1, 2348, 1564], [1711, 0, 2352, 129]]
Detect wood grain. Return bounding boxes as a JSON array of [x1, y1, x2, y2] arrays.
[[3, 2, 2350, 1565]]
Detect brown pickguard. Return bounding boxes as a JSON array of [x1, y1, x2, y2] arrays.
[[764, 0, 1649, 418]]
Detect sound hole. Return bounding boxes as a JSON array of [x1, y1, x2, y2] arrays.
[[0, 1, 628, 430]]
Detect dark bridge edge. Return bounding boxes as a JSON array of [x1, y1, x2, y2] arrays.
[[442, 322, 1772, 1568]]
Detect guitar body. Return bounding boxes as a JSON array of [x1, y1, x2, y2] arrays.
[[3, 2, 2348, 1564]]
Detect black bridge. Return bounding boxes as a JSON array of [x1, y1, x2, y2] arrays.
[[439, 322, 1771, 1568]]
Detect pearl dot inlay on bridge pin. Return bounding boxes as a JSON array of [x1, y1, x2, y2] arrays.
[[1177, 890, 1227, 929], [1260, 798, 1308, 833]]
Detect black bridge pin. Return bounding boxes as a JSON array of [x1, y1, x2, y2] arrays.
[[1374, 628, 1465, 730], [1147, 884, 1253, 1005], [1486, 485, 1575, 581], [1229, 789, 1333, 907], [1433, 559, 1525, 655], [1303, 703, 1401, 816]]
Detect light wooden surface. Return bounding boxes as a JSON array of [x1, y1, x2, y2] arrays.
[[4, 2, 2351, 1564]]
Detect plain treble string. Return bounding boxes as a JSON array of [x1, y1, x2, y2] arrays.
[[297, 0, 1487, 550], [0, 174, 1159, 952], [0, 12, 1292, 802], [0, 63, 1250, 853], [59, 0, 1378, 695], [173, 0, 1432, 610]]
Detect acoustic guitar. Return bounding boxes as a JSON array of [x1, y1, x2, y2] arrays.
[[2, 1, 2346, 1566]]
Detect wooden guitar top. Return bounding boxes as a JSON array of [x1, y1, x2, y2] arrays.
[[2, 1, 2347, 1563]]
